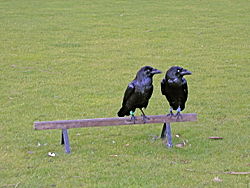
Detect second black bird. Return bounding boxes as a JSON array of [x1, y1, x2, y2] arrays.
[[118, 66, 162, 121], [161, 66, 192, 117]]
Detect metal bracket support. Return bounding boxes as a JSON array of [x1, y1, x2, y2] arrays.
[[61, 129, 71, 153]]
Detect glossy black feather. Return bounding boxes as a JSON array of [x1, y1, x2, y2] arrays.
[[118, 66, 161, 117], [161, 66, 191, 111]]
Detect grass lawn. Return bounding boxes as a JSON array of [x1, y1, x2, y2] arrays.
[[0, 0, 249, 187]]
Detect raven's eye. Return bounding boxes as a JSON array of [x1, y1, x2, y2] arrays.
[[177, 69, 180, 72]]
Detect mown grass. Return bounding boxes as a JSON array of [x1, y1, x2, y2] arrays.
[[0, 0, 249, 187]]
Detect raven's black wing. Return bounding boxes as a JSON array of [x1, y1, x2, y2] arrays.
[[118, 82, 135, 117], [161, 78, 177, 109], [143, 85, 153, 109], [182, 78, 188, 104], [161, 78, 167, 95], [122, 83, 135, 106]]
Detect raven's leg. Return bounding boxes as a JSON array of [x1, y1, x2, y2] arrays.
[[175, 106, 182, 119], [167, 107, 174, 117], [130, 111, 136, 124], [139, 108, 149, 123]]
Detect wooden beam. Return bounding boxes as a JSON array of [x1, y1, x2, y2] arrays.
[[34, 113, 197, 130]]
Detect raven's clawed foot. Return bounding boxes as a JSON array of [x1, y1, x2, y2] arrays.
[[139, 108, 149, 123], [166, 107, 174, 118], [166, 111, 174, 118], [174, 107, 183, 120], [129, 111, 136, 124], [130, 115, 136, 124], [141, 114, 150, 123], [174, 112, 183, 120]]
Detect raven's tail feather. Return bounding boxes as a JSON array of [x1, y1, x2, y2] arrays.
[[117, 106, 130, 117]]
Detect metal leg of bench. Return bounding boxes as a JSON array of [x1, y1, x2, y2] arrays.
[[61, 131, 64, 145], [61, 129, 71, 153], [161, 123, 173, 148], [166, 123, 173, 148], [161, 123, 166, 139]]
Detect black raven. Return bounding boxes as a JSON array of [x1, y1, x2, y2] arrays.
[[161, 66, 192, 117], [118, 66, 162, 122]]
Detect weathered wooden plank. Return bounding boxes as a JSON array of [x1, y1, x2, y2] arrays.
[[34, 113, 197, 130]]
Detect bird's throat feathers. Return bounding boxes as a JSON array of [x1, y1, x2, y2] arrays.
[[133, 76, 153, 94], [135, 75, 153, 85], [167, 78, 183, 86]]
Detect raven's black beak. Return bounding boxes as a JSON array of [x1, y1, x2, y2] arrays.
[[180, 69, 192, 76], [151, 68, 162, 75]]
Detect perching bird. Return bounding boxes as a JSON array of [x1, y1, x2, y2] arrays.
[[118, 66, 162, 122], [161, 66, 192, 117]]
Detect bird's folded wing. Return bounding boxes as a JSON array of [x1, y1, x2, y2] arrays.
[[182, 79, 188, 100], [122, 83, 135, 106], [161, 78, 167, 95]]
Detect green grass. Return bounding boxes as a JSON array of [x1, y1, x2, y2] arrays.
[[1, 0, 249, 187]]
